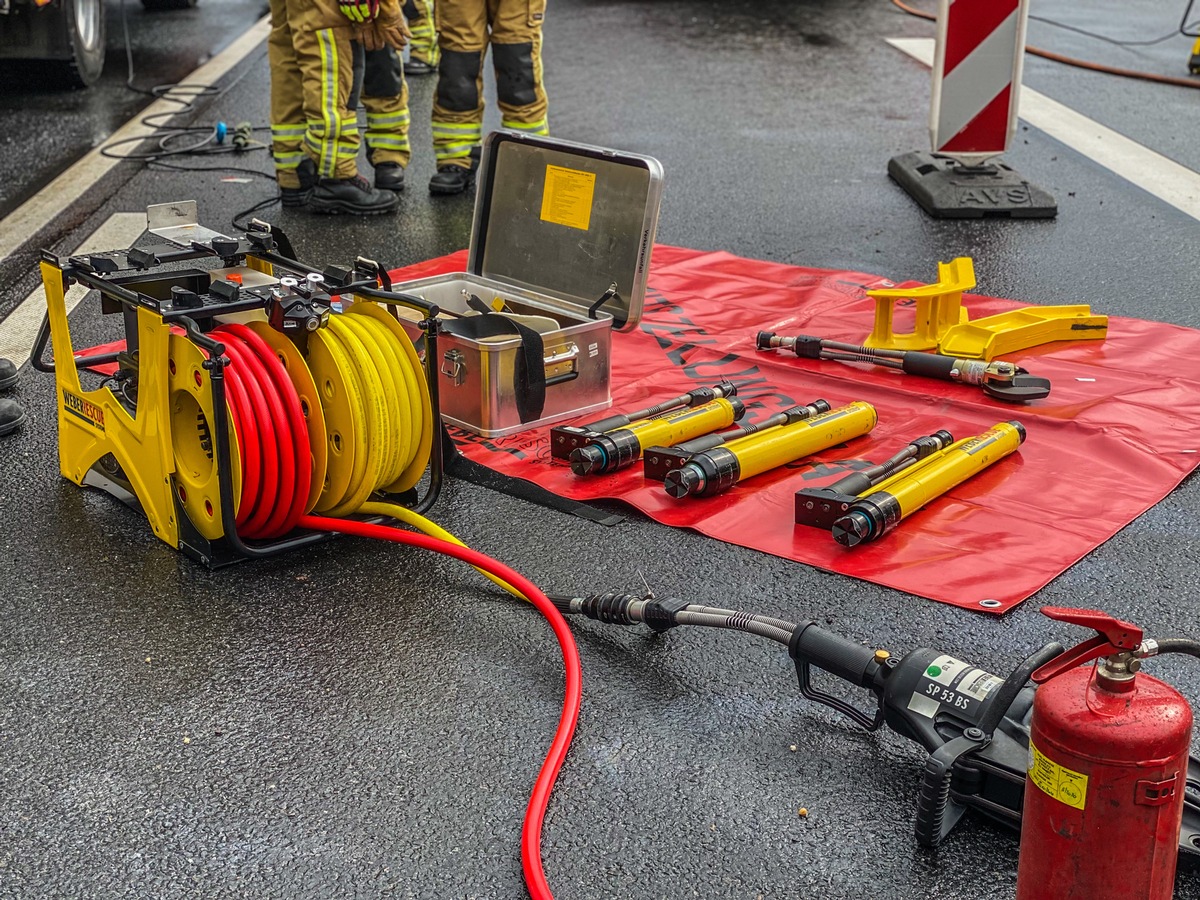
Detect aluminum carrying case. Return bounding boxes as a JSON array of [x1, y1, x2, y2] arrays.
[[393, 131, 664, 437]]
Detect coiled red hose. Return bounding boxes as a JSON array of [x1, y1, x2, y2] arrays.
[[214, 324, 310, 539]]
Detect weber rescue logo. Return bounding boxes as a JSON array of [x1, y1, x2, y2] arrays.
[[62, 388, 105, 432]]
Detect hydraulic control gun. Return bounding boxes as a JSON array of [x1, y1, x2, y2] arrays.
[[552, 591, 1200, 859]]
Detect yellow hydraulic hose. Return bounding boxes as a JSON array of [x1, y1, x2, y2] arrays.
[[303, 299, 527, 602]]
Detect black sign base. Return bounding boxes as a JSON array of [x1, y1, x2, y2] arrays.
[[888, 151, 1057, 219]]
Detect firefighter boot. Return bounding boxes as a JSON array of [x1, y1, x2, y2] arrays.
[[309, 174, 401, 215], [280, 158, 318, 208], [428, 164, 473, 195], [0, 357, 17, 391], [0, 399, 26, 437], [429, 147, 480, 196], [375, 162, 406, 192]]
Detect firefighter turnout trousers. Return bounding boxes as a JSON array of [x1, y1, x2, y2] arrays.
[[362, 47, 412, 168], [432, 0, 548, 170], [269, 0, 364, 185], [403, 0, 439, 67]]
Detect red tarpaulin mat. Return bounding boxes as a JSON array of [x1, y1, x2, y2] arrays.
[[397, 245, 1200, 614]]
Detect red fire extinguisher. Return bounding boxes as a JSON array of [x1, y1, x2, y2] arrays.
[[1016, 607, 1194, 900]]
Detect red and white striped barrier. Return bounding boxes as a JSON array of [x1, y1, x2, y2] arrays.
[[929, 0, 1031, 162]]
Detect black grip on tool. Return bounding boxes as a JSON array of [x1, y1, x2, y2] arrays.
[[582, 414, 630, 433], [901, 352, 958, 381], [674, 432, 730, 454], [789, 335, 825, 359], [789, 622, 877, 688], [825, 471, 875, 496]]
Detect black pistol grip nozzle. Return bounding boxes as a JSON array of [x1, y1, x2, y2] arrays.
[[664, 464, 704, 498], [756, 331, 779, 350]]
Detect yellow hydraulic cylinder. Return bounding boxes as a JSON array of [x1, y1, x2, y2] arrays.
[[570, 397, 746, 475], [663, 401, 877, 498], [831, 420, 1025, 546]]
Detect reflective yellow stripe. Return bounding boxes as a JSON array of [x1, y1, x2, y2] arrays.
[[366, 112, 411, 128], [435, 137, 477, 151], [271, 124, 307, 137], [316, 29, 339, 178], [365, 136, 411, 150], [431, 121, 481, 137], [501, 118, 549, 135]]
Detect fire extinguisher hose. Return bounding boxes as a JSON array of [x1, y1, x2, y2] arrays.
[[1156, 638, 1200, 660]]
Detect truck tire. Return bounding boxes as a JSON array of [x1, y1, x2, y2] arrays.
[[141, 0, 198, 9], [64, 0, 106, 88]]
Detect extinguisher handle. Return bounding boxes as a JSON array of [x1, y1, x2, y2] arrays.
[[1031, 607, 1145, 684]]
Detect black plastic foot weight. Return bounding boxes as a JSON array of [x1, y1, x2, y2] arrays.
[[888, 151, 1057, 219]]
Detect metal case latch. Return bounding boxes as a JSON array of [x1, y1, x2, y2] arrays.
[[441, 349, 467, 386]]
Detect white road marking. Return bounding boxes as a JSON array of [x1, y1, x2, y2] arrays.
[[0, 16, 270, 266], [888, 37, 1200, 222], [0, 213, 146, 365]]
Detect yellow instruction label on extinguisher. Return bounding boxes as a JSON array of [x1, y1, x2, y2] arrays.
[[1029, 740, 1089, 810]]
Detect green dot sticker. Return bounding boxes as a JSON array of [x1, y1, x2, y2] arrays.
[[927, 665, 942, 677]]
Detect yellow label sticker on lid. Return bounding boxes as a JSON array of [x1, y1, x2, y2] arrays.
[[1029, 740, 1088, 810], [540, 165, 596, 231]]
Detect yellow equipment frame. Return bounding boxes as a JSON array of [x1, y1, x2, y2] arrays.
[[34, 230, 445, 567]]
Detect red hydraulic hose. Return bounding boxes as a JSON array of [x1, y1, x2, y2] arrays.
[[213, 325, 311, 539], [299, 514, 582, 900], [210, 322, 579, 896]]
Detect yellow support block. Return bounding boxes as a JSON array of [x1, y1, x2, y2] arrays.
[[864, 257, 974, 351]]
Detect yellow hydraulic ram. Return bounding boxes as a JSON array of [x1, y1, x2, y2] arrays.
[[569, 397, 746, 475], [663, 401, 877, 498], [830, 420, 1025, 547], [551, 380, 738, 460], [643, 399, 832, 481]]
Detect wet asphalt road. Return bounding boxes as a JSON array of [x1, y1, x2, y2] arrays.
[[0, 0, 269, 223], [2, 0, 1200, 898]]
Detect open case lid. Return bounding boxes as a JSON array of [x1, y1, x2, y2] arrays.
[[467, 131, 664, 332]]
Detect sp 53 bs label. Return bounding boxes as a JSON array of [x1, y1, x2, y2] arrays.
[[906, 654, 1002, 719]]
